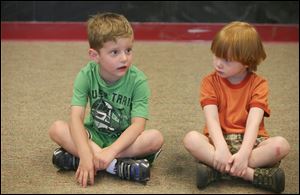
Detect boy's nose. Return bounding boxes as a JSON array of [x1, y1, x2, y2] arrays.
[[120, 52, 128, 61]]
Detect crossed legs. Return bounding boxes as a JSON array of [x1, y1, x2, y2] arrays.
[[48, 120, 164, 159], [183, 130, 290, 181]]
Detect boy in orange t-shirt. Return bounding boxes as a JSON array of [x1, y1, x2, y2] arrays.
[[183, 21, 290, 193]]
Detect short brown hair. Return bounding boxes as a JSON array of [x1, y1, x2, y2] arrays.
[[211, 21, 266, 72], [87, 12, 133, 51]]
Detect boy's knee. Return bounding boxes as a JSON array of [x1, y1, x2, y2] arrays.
[[141, 129, 163, 154], [48, 120, 66, 140], [149, 129, 164, 150], [274, 136, 290, 157], [183, 131, 199, 149]]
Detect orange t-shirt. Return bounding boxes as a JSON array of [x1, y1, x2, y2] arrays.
[[200, 71, 270, 137]]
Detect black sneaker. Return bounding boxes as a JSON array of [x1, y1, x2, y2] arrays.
[[52, 147, 79, 171], [115, 158, 150, 182], [253, 167, 285, 193], [196, 162, 222, 189]]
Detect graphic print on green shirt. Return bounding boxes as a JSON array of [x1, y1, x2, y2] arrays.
[[91, 95, 129, 137]]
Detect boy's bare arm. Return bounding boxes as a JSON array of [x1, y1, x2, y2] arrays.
[[203, 105, 227, 149], [70, 106, 94, 187], [70, 106, 92, 159], [109, 117, 146, 156], [228, 107, 264, 176], [203, 105, 232, 172], [95, 117, 146, 170], [240, 107, 264, 157]]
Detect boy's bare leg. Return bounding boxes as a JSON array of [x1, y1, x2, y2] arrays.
[[248, 136, 290, 168], [242, 136, 290, 181], [48, 120, 80, 156], [238, 137, 290, 193], [183, 131, 215, 166], [49, 120, 162, 183], [49, 120, 103, 158], [183, 131, 290, 181], [115, 129, 164, 158], [49, 120, 164, 159]]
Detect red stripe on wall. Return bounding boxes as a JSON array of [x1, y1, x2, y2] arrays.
[[1, 22, 299, 42]]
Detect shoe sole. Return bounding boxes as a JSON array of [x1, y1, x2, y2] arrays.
[[274, 168, 285, 193], [196, 163, 209, 189]]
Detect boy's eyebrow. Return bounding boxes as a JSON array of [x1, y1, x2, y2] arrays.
[[108, 48, 119, 52], [110, 45, 133, 50]]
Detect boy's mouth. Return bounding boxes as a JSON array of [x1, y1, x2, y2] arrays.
[[117, 66, 127, 71], [215, 69, 224, 74]]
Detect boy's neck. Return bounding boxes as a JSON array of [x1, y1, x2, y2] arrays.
[[227, 70, 249, 84]]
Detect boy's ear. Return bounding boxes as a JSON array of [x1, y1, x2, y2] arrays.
[[88, 48, 99, 60]]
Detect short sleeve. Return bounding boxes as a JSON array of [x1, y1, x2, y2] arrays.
[[131, 79, 150, 119], [71, 70, 89, 107], [200, 76, 218, 108], [249, 79, 270, 117]]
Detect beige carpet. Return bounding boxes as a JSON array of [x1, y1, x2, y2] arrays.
[[1, 40, 299, 193]]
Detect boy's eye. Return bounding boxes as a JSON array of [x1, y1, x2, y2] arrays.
[[126, 48, 132, 54], [110, 50, 119, 55]]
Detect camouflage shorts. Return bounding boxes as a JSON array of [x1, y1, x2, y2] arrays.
[[224, 134, 267, 154]]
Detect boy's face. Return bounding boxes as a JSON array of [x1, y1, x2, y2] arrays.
[[92, 37, 133, 84], [212, 55, 248, 83]]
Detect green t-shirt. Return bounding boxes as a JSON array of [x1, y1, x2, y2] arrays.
[[71, 61, 150, 138]]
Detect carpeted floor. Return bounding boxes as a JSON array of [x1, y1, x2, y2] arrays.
[[1, 40, 299, 193]]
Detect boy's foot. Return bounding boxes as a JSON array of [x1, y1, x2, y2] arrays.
[[196, 162, 222, 189], [115, 158, 150, 182], [253, 167, 285, 193], [52, 147, 79, 171]]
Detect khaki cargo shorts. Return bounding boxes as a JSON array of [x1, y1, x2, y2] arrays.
[[224, 134, 267, 154]]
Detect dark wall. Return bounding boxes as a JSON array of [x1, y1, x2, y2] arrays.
[[1, 1, 299, 24]]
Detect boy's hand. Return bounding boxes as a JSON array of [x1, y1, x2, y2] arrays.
[[213, 148, 232, 173], [75, 152, 94, 188], [94, 147, 117, 171], [228, 151, 248, 177]]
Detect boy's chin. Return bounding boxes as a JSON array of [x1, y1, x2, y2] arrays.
[[116, 67, 128, 75]]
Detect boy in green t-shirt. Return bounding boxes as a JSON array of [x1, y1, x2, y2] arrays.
[[49, 12, 164, 188]]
